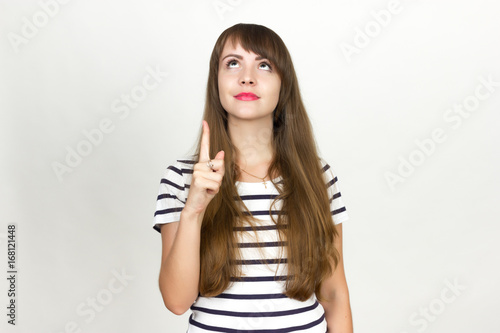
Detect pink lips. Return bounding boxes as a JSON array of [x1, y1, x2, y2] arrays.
[[234, 92, 259, 101]]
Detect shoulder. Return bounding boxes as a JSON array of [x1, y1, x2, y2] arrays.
[[169, 156, 196, 173], [163, 156, 196, 178], [318, 157, 349, 224], [153, 157, 197, 232], [318, 157, 337, 182], [159, 156, 197, 191], [318, 157, 344, 196]]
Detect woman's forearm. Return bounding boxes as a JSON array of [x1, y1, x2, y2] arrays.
[[158, 209, 203, 315]]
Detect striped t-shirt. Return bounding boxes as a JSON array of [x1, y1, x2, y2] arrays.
[[153, 158, 349, 332]]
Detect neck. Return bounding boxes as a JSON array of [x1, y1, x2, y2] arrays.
[[228, 115, 274, 170]]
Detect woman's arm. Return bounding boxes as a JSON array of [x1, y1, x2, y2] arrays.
[[319, 223, 353, 333], [158, 210, 203, 315], [158, 121, 225, 315]]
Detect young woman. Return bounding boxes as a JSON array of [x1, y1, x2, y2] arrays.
[[153, 23, 353, 332]]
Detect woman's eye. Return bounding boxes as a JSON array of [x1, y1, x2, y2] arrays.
[[259, 62, 272, 71], [227, 60, 239, 68]]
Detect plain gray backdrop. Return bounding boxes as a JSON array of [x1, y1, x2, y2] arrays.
[[1, 0, 499, 332]]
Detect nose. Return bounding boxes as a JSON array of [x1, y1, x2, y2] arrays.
[[239, 67, 255, 86]]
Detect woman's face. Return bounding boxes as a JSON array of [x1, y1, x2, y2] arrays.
[[218, 40, 281, 123]]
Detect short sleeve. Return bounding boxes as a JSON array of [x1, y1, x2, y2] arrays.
[[152, 159, 194, 233], [321, 159, 349, 225]]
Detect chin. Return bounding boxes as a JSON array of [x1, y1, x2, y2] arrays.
[[228, 112, 274, 122]]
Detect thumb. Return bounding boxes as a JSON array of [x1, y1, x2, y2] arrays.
[[214, 150, 225, 160]]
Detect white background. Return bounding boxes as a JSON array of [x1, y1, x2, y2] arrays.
[[1, 0, 499, 332]]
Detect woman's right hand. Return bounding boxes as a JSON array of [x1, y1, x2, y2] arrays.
[[183, 120, 225, 216]]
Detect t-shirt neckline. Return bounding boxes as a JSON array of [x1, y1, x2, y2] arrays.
[[235, 176, 282, 189]]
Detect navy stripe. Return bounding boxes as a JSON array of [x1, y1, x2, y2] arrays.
[[233, 258, 287, 265], [243, 210, 281, 216], [160, 178, 184, 191], [239, 194, 279, 200], [326, 176, 338, 188], [157, 193, 177, 200], [332, 207, 347, 216], [233, 225, 286, 231], [237, 241, 287, 248], [214, 293, 287, 300], [154, 207, 183, 216], [191, 300, 319, 318], [189, 313, 325, 332], [330, 192, 341, 201], [322, 164, 330, 172], [181, 168, 193, 174], [157, 193, 186, 204], [230, 275, 287, 282], [177, 159, 195, 164], [167, 165, 182, 176]]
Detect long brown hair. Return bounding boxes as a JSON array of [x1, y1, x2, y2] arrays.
[[196, 23, 339, 301]]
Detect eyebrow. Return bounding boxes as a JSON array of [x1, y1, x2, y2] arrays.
[[221, 54, 266, 61]]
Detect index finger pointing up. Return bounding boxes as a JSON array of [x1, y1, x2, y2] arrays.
[[199, 120, 210, 162]]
